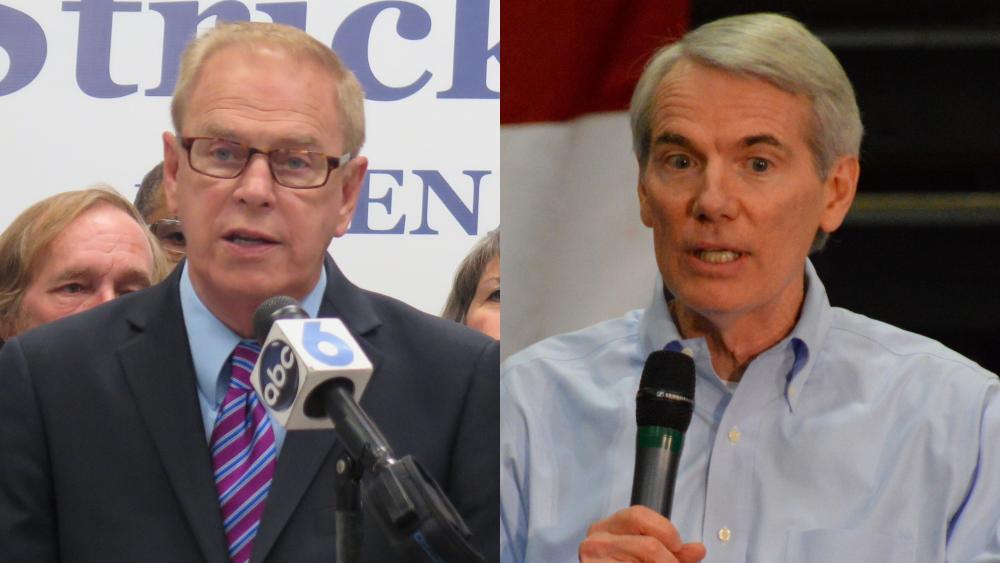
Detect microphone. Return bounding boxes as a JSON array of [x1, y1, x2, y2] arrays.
[[630, 350, 696, 518], [249, 296, 484, 562], [249, 296, 375, 440]]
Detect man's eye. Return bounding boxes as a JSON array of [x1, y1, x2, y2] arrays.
[[163, 232, 186, 247], [210, 148, 234, 161], [285, 156, 311, 170], [117, 283, 150, 297], [665, 154, 693, 169], [57, 283, 86, 294], [748, 157, 771, 173]]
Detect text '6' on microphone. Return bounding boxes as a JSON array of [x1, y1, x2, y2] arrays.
[[630, 350, 696, 518], [249, 295, 373, 431]]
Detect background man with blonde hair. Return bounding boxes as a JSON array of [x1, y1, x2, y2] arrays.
[[501, 13, 1000, 563], [0, 186, 168, 340], [0, 21, 498, 563]]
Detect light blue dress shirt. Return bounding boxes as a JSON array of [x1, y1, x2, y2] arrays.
[[501, 262, 1000, 563], [179, 262, 327, 453]]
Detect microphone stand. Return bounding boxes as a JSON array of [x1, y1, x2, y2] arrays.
[[334, 455, 363, 563], [321, 385, 484, 562]]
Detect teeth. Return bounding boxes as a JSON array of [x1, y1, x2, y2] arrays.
[[231, 235, 265, 245], [697, 250, 741, 263]]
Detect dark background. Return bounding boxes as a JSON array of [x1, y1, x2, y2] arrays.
[[694, 1, 1000, 372]]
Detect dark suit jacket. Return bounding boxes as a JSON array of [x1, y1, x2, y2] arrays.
[[0, 257, 499, 562]]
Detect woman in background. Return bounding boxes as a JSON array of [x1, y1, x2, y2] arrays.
[[443, 228, 499, 340]]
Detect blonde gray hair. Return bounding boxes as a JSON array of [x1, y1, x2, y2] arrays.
[[0, 186, 169, 337], [171, 21, 366, 157], [630, 13, 862, 177]]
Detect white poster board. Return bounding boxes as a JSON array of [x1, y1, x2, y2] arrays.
[[0, 0, 499, 315]]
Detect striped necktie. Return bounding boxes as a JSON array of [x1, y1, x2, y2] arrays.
[[209, 340, 277, 563]]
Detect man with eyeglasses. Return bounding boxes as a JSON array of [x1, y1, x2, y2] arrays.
[[0, 21, 499, 563], [135, 161, 187, 267]]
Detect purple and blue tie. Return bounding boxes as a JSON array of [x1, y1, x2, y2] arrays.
[[209, 341, 276, 563]]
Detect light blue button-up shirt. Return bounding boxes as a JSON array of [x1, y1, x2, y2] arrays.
[[501, 262, 1000, 562], [179, 262, 327, 453]]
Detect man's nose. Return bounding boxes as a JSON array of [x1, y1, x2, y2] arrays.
[[233, 153, 279, 207], [691, 162, 739, 221]]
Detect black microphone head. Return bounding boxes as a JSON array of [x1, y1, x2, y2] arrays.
[[636, 350, 696, 431], [253, 295, 310, 343]]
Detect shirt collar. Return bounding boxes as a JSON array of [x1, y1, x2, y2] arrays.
[[638, 259, 833, 412], [179, 262, 328, 407]]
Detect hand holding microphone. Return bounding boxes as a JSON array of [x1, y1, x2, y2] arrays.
[[579, 506, 706, 563], [578, 351, 705, 563]]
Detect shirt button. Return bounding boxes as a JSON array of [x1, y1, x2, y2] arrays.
[[728, 426, 741, 444], [718, 527, 732, 543], [788, 386, 798, 398]]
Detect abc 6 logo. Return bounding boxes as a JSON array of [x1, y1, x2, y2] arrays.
[[259, 340, 299, 411]]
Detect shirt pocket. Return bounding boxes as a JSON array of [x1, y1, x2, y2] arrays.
[[784, 528, 915, 563]]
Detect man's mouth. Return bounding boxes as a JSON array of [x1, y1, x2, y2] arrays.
[[694, 249, 744, 264], [224, 231, 277, 246]]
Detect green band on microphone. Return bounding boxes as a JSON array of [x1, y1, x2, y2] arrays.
[[636, 426, 684, 453]]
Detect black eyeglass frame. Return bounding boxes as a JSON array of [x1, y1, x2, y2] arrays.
[[179, 136, 352, 189]]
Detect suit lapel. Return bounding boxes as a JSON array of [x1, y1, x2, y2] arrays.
[[117, 273, 230, 563], [251, 256, 384, 563], [251, 430, 340, 563]]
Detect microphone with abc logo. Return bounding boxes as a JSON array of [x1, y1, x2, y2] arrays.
[[250, 296, 484, 563]]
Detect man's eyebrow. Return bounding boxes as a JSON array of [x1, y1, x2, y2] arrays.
[[202, 124, 236, 139], [200, 124, 320, 150], [50, 267, 154, 287], [51, 268, 91, 284], [653, 132, 694, 149], [742, 134, 785, 149], [116, 268, 154, 287], [273, 136, 322, 150]]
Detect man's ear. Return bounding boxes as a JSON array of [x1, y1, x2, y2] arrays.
[[162, 132, 181, 215], [333, 155, 368, 238], [638, 171, 654, 228], [819, 155, 860, 235]]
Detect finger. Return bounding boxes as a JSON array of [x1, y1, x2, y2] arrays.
[[590, 506, 684, 553], [579, 531, 678, 563], [676, 542, 707, 563]]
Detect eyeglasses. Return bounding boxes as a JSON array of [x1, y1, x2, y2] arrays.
[[180, 137, 351, 189], [149, 218, 186, 257]]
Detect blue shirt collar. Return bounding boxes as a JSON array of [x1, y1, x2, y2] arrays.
[[638, 259, 833, 411], [179, 262, 328, 408]]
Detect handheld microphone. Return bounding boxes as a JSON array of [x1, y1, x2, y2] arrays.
[[630, 350, 696, 518], [250, 296, 484, 562]]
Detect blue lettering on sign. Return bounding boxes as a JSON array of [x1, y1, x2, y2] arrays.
[[3, 1, 499, 99], [146, 1, 253, 96], [437, 0, 497, 99], [410, 170, 490, 235], [0, 5, 47, 95], [63, 0, 142, 98], [348, 169, 407, 235], [332, 1, 432, 102], [347, 169, 494, 236], [302, 321, 354, 366]]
